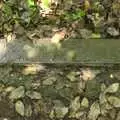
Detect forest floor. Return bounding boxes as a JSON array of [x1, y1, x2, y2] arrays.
[[0, 64, 119, 120], [0, 1, 120, 120]]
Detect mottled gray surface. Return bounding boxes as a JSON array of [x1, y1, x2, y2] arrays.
[[0, 39, 30, 63], [0, 38, 120, 63]]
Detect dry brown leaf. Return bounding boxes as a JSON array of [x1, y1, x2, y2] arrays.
[[51, 29, 66, 44], [80, 68, 100, 81]]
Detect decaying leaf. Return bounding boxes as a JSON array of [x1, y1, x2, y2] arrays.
[[107, 96, 120, 108], [5, 86, 15, 93], [25, 104, 32, 117], [81, 97, 89, 108], [69, 96, 81, 114], [73, 111, 85, 119], [54, 106, 68, 119], [116, 111, 120, 120], [51, 100, 68, 119], [66, 71, 77, 82], [100, 83, 107, 92], [88, 101, 100, 120], [99, 93, 107, 104], [9, 86, 25, 100], [105, 83, 119, 93], [49, 109, 54, 119], [80, 68, 100, 81], [26, 91, 42, 99], [109, 109, 117, 120], [107, 27, 119, 37], [51, 29, 66, 44], [15, 100, 25, 116], [22, 64, 45, 75], [42, 77, 57, 85]]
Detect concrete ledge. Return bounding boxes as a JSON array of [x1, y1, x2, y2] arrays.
[[0, 38, 120, 63]]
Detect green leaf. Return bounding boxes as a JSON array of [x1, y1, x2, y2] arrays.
[[27, 0, 35, 7], [77, 10, 85, 17]]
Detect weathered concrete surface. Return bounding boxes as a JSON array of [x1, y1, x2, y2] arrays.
[[0, 38, 120, 63]]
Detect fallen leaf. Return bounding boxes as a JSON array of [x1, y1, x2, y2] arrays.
[[66, 71, 77, 82], [51, 29, 66, 44], [25, 104, 32, 117], [26, 91, 42, 99], [100, 83, 107, 92], [54, 106, 68, 119], [81, 97, 89, 108], [70, 96, 80, 113], [80, 68, 100, 81], [107, 27, 119, 37], [15, 100, 25, 116], [51, 100, 69, 119], [42, 77, 56, 85], [105, 83, 119, 93], [99, 93, 107, 104], [9, 86, 25, 100], [107, 96, 120, 108], [22, 64, 45, 75], [88, 101, 100, 120], [5, 86, 15, 93]]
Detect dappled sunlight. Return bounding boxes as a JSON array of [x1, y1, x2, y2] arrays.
[[23, 44, 39, 59], [66, 50, 76, 61], [22, 64, 46, 75]]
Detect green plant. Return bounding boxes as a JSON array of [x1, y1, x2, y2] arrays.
[[1, 0, 38, 30], [64, 9, 85, 21]]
